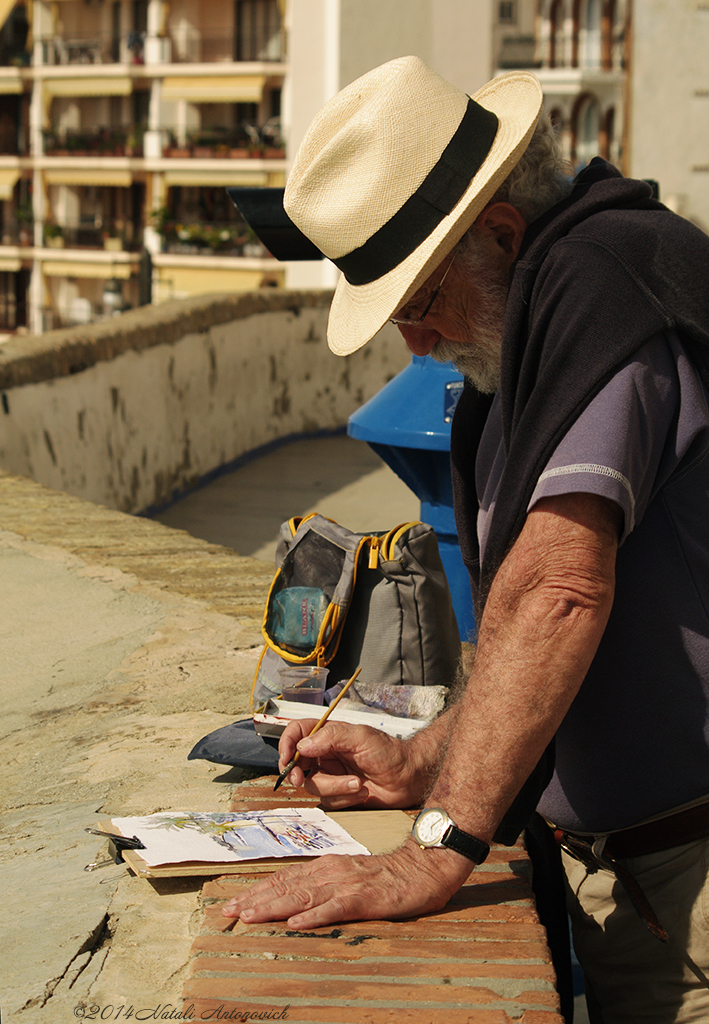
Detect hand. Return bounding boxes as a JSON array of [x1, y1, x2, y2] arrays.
[[221, 839, 472, 929], [277, 720, 425, 809]]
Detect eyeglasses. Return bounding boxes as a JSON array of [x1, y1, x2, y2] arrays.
[[389, 250, 458, 326]]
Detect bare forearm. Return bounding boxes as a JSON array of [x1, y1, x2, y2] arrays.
[[425, 494, 620, 840]]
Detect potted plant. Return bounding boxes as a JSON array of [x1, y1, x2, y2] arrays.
[[150, 206, 177, 249], [43, 222, 65, 248], [166, 132, 191, 158]]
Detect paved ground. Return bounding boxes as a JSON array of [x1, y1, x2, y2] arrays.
[[0, 435, 420, 1024], [0, 435, 589, 1023]]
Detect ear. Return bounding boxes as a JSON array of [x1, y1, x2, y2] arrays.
[[476, 202, 527, 261]]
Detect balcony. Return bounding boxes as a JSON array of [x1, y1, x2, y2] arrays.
[[43, 127, 144, 158], [35, 26, 285, 68], [42, 221, 143, 253], [152, 215, 266, 258], [0, 223, 30, 247], [162, 122, 283, 159], [168, 32, 283, 64], [37, 32, 148, 66]]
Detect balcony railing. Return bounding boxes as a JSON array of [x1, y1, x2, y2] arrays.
[[43, 127, 144, 157], [37, 32, 148, 66], [0, 45, 30, 68], [42, 221, 142, 252], [43, 124, 283, 159], [167, 30, 283, 63], [0, 224, 31, 246], [154, 218, 266, 257], [163, 123, 284, 158], [35, 25, 285, 66]]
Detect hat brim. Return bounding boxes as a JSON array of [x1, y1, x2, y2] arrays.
[[326, 71, 543, 356], [226, 187, 325, 261]]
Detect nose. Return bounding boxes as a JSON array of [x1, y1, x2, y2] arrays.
[[396, 324, 442, 357]]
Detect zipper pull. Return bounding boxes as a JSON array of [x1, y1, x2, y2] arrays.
[[368, 537, 381, 570]]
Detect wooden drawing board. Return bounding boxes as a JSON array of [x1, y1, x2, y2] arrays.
[[101, 810, 413, 878]]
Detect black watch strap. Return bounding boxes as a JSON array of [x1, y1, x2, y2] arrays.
[[442, 824, 490, 864]]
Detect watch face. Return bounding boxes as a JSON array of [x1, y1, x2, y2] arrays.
[[414, 809, 448, 846]]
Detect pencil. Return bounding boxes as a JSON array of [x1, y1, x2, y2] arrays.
[[272, 666, 362, 792]]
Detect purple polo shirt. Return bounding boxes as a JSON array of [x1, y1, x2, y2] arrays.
[[476, 331, 709, 832]]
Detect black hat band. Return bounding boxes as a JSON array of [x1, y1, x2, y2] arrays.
[[331, 97, 499, 287]]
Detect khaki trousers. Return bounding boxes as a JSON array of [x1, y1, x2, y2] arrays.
[[562, 838, 709, 1023]]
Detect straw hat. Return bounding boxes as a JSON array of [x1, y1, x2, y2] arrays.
[[284, 56, 543, 355]]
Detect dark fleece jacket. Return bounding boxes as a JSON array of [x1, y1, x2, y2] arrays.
[[450, 158, 709, 842]]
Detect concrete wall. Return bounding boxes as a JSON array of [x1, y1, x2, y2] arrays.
[[0, 290, 410, 514], [629, 0, 709, 231]]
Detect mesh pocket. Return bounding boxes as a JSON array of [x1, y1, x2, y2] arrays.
[[278, 530, 346, 596]]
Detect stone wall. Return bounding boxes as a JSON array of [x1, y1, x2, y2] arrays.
[[0, 291, 410, 513]]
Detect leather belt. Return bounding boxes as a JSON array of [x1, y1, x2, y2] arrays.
[[551, 801, 709, 991], [585, 797, 709, 859]]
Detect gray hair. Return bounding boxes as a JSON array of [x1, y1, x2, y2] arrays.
[[488, 110, 573, 224]]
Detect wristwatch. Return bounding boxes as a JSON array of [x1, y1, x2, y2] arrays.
[[412, 807, 490, 864]]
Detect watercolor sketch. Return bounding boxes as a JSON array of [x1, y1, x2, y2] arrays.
[[111, 808, 370, 866]]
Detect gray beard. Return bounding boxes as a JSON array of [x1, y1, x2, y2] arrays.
[[431, 332, 502, 394], [430, 232, 507, 394]]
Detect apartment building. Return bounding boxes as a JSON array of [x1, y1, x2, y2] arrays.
[[503, 0, 709, 229], [0, 0, 287, 335], [0, 0, 500, 333]]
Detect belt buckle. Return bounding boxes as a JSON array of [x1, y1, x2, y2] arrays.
[[554, 829, 600, 872]]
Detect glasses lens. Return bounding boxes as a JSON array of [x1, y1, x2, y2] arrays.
[[389, 251, 456, 327]]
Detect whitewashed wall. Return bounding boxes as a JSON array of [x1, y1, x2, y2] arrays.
[[0, 291, 410, 513]]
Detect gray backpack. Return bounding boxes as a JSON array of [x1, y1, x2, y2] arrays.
[[252, 514, 461, 709]]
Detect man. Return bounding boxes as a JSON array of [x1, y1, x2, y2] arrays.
[[223, 57, 709, 1022]]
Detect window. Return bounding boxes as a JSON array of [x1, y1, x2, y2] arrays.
[[234, 0, 283, 62], [574, 95, 600, 168], [550, 0, 565, 67], [580, 0, 602, 68], [499, 1, 516, 23]]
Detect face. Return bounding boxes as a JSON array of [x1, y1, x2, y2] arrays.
[[392, 221, 515, 394]]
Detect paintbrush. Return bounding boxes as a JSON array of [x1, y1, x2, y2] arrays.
[[272, 666, 362, 792]]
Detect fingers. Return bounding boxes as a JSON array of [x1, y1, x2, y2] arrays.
[[221, 860, 370, 929], [220, 845, 469, 930], [295, 722, 374, 761], [277, 721, 370, 794], [221, 862, 344, 927], [278, 761, 367, 804], [277, 719, 319, 768], [302, 771, 369, 807]]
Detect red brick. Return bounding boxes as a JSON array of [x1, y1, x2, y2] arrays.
[[183, 783, 563, 1024], [189, 932, 552, 963], [187, 954, 556, 984], [196, 916, 546, 941], [183, 999, 561, 1023], [197, 914, 551, 955], [183, 974, 558, 1008]]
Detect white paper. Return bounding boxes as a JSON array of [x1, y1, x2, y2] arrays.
[[111, 808, 370, 866]]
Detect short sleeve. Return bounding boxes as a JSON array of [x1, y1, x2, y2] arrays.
[[528, 332, 709, 543]]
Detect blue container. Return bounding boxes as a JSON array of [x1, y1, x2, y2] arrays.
[[348, 355, 475, 641]]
